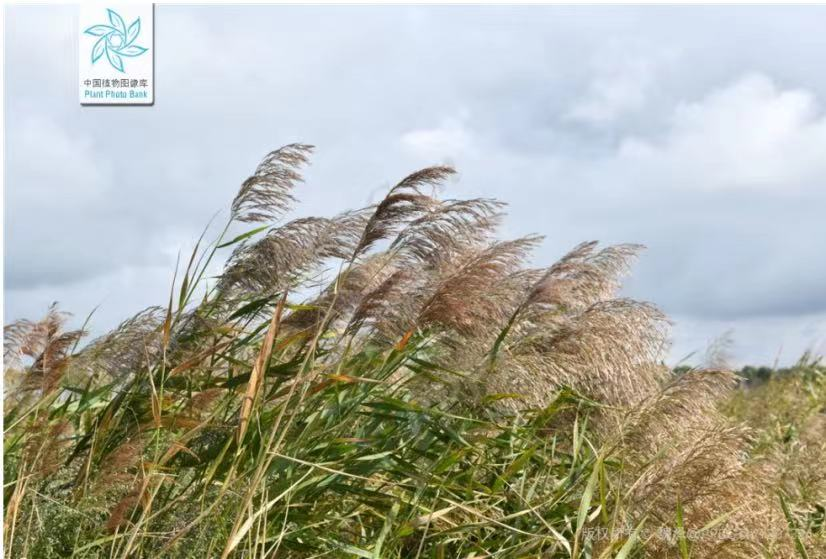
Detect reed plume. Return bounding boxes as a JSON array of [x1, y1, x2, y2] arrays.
[[4, 144, 821, 559], [230, 143, 313, 223]]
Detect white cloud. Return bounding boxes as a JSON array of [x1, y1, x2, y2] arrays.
[[567, 59, 654, 125], [400, 113, 474, 162], [615, 74, 826, 191]]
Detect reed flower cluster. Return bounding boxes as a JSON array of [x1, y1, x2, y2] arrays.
[[4, 145, 823, 558]]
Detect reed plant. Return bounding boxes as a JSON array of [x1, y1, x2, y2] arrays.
[[4, 145, 823, 558]]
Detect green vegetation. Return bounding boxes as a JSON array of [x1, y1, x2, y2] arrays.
[[723, 356, 826, 555], [4, 145, 825, 557]]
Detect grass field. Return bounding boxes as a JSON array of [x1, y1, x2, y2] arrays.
[[4, 145, 824, 558]]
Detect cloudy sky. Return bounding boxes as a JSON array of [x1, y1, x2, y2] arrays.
[[5, 5, 826, 366]]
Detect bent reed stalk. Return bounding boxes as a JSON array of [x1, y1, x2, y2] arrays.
[[4, 144, 824, 558]]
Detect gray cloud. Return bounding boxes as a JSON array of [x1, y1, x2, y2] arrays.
[[5, 5, 826, 365]]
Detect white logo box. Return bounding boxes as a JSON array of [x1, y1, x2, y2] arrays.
[[79, 4, 154, 105]]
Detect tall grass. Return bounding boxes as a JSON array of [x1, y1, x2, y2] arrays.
[[4, 145, 823, 557]]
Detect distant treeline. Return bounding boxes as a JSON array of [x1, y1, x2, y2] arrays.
[[675, 356, 824, 386]]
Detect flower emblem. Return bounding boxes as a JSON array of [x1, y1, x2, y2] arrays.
[[84, 9, 148, 73]]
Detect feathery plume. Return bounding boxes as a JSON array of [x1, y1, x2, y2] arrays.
[[352, 166, 453, 257], [418, 236, 542, 336], [526, 241, 643, 311], [4, 305, 85, 395], [76, 306, 164, 380], [389, 198, 504, 267], [220, 210, 368, 295], [231, 143, 314, 223]]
